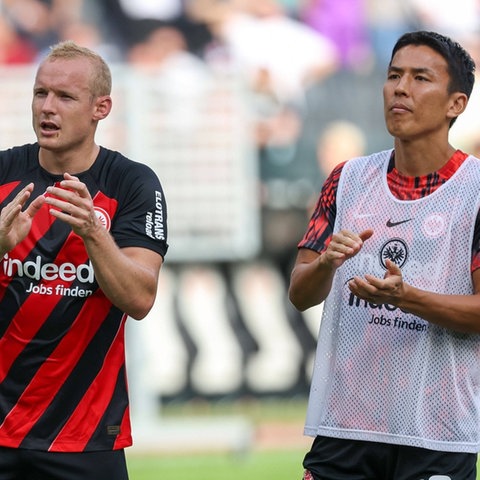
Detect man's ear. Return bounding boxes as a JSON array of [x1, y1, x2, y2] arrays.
[[447, 92, 468, 121], [93, 95, 112, 121]]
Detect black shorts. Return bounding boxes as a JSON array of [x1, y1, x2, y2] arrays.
[[0, 447, 129, 480], [302, 436, 477, 480]]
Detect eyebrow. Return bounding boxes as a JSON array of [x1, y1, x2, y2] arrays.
[[388, 65, 435, 76]]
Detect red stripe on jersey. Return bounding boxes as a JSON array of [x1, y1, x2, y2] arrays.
[[0, 185, 122, 449], [0, 294, 113, 447], [48, 316, 127, 451], [387, 150, 467, 200], [299, 162, 345, 253], [0, 202, 57, 303], [93, 192, 118, 230], [0, 191, 115, 383], [0, 230, 88, 384], [0, 183, 21, 203], [114, 406, 132, 450]]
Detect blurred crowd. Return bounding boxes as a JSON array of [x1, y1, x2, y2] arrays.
[[2, 0, 480, 80], [2, 0, 480, 264], [2, 0, 480, 137]]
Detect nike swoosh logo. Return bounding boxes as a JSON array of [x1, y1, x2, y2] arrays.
[[386, 218, 412, 227]]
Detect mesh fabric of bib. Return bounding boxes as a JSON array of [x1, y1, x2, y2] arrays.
[[304, 149, 480, 453]]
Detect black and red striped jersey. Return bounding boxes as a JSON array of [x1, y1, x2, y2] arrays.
[[0, 143, 168, 452], [299, 149, 480, 272]]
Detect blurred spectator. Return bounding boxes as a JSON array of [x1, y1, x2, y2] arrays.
[[2, 0, 88, 47], [128, 26, 213, 131], [187, 0, 340, 218], [365, 0, 420, 69], [409, 0, 480, 45], [254, 68, 304, 206], [408, 0, 480, 157], [316, 120, 366, 181], [49, 0, 86, 26], [187, 0, 339, 104], [94, 0, 212, 56], [300, 0, 373, 72], [0, 0, 59, 56], [117, 0, 183, 21], [57, 20, 122, 62], [185, 0, 341, 279], [254, 68, 303, 154], [302, 120, 367, 217], [275, 0, 305, 18], [0, 15, 37, 64]]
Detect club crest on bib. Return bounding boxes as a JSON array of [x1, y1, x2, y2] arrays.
[[422, 213, 446, 238], [379, 238, 408, 269]]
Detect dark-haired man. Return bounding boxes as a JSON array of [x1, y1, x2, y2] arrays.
[[289, 31, 480, 479]]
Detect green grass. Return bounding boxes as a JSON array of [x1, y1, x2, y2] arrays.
[[127, 450, 480, 480], [158, 396, 308, 422], [127, 449, 305, 480], [126, 398, 480, 479], [126, 398, 308, 479]]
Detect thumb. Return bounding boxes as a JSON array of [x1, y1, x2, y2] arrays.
[[385, 258, 402, 275], [359, 229, 374, 242]]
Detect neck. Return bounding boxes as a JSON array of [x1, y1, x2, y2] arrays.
[[393, 138, 456, 176], [39, 144, 100, 175]]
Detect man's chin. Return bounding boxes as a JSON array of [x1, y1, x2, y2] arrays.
[[37, 138, 60, 150]]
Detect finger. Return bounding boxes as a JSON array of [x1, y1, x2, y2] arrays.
[[329, 241, 355, 256], [10, 184, 33, 208], [24, 195, 45, 218], [385, 259, 402, 275], [45, 187, 72, 207], [332, 231, 362, 251], [46, 184, 83, 203], [349, 276, 375, 293], [363, 274, 391, 291], [63, 172, 79, 182], [1, 204, 23, 227], [359, 229, 374, 241], [58, 179, 91, 200]]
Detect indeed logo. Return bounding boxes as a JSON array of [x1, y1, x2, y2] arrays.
[[346, 291, 428, 332], [2, 254, 95, 284], [347, 291, 409, 313]]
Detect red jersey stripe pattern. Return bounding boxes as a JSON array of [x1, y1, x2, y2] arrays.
[[0, 144, 168, 452], [299, 150, 480, 272]]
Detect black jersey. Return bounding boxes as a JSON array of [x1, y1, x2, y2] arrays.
[[0, 144, 168, 452]]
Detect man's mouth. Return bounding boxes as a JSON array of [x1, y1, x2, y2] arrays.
[[390, 103, 411, 113], [40, 121, 59, 131]]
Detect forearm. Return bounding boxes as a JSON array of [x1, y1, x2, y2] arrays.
[[83, 226, 161, 320], [289, 255, 336, 311], [396, 284, 480, 334], [290, 230, 374, 311]]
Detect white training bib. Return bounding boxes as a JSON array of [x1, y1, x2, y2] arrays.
[[305, 150, 480, 453]]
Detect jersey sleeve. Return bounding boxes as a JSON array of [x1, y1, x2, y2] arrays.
[[471, 210, 480, 273], [110, 162, 168, 258], [298, 162, 345, 253]]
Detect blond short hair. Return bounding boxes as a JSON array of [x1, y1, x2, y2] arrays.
[[44, 41, 112, 97]]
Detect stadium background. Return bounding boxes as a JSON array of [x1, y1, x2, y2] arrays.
[[1, 0, 480, 474]]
